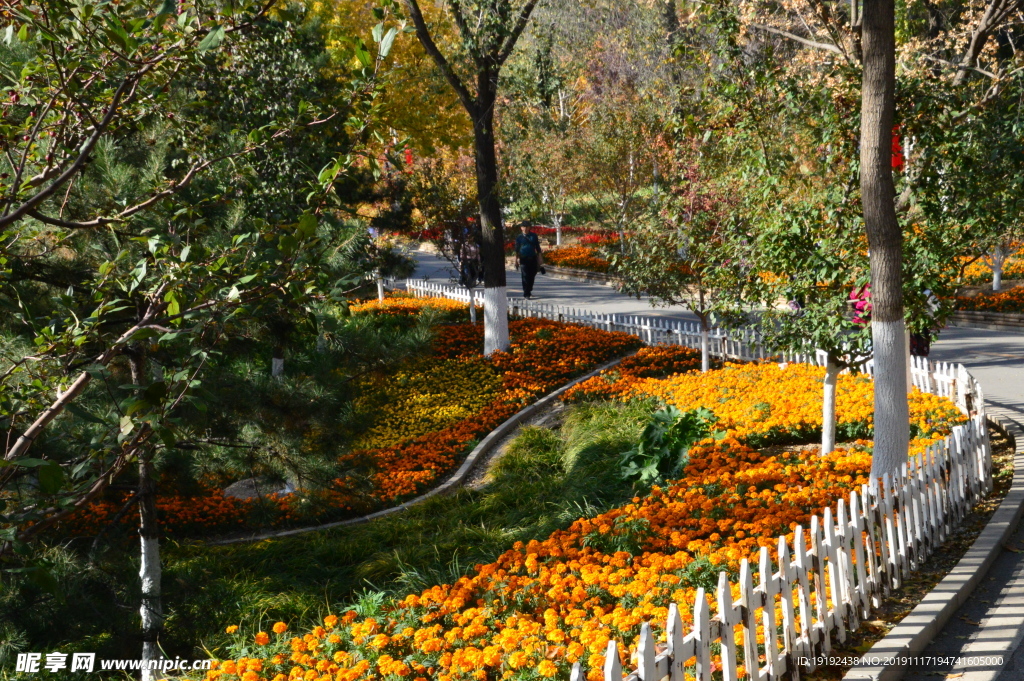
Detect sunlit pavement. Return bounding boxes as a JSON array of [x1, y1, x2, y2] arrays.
[[409, 249, 704, 322]]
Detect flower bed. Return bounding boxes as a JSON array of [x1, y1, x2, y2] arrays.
[[342, 318, 642, 502], [544, 246, 611, 273], [561, 346, 711, 402], [209, 357, 966, 681], [54, 301, 641, 538], [955, 286, 1024, 313], [350, 296, 471, 318], [568, 359, 960, 451], [960, 248, 1024, 286]]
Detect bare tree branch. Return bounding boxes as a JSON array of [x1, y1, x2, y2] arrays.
[[954, 0, 1023, 84], [746, 23, 845, 54], [497, 0, 540, 65], [0, 76, 137, 230], [402, 0, 477, 115], [922, 53, 998, 78]]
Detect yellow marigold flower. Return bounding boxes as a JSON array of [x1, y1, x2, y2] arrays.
[[255, 632, 270, 646], [273, 622, 289, 635], [226, 625, 239, 634]]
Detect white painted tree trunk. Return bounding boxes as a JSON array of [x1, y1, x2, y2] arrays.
[[272, 357, 284, 379], [129, 350, 163, 681], [467, 286, 477, 324], [700, 326, 710, 373], [137, 449, 163, 680], [869, 319, 910, 479], [822, 358, 840, 454], [376, 278, 386, 302], [139, 532, 162, 681], [554, 214, 562, 247], [990, 244, 1007, 291], [905, 327, 913, 390], [483, 287, 509, 355]]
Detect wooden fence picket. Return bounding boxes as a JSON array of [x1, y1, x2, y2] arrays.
[[717, 572, 740, 681], [848, 491, 870, 618], [809, 515, 831, 654], [792, 526, 815, 659]]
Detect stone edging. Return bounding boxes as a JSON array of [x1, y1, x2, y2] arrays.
[[844, 409, 1024, 681], [948, 311, 1024, 332], [205, 354, 629, 546], [543, 265, 622, 287]]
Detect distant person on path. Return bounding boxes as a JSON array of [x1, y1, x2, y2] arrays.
[[910, 289, 942, 357], [459, 230, 481, 287], [514, 223, 544, 299]]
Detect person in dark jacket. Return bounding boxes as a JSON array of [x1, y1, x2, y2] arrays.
[[514, 223, 544, 299]]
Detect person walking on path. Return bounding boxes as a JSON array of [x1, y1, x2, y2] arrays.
[[459, 230, 482, 287], [514, 223, 544, 299]]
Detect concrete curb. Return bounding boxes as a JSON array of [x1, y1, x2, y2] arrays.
[[844, 409, 1024, 681], [948, 311, 1024, 332], [543, 265, 622, 288], [205, 354, 630, 546]]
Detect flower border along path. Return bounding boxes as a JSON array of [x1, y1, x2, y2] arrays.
[[205, 358, 989, 681], [206, 354, 635, 546], [395, 280, 1000, 681]]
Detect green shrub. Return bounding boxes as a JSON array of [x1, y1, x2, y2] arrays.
[[619, 405, 722, 485]]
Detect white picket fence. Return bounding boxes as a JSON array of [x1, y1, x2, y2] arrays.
[[582, 408, 991, 681], [404, 280, 980, 407], [401, 278, 993, 681]]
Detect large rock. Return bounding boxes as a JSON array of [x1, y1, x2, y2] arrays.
[[223, 477, 294, 500]]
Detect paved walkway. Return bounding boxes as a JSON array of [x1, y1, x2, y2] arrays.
[[410, 250, 704, 322], [410, 250, 1024, 680]]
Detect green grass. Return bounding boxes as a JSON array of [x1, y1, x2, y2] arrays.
[[0, 400, 655, 668]]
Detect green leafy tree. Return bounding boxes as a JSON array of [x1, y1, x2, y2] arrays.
[[402, 0, 539, 355], [613, 145, 748, 372], [0, 0, 398, 670]]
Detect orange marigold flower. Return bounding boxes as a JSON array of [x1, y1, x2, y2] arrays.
[[537, 661, 559, 677]]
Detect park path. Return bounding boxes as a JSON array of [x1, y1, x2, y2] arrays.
[[411, 249, 1024, 681]]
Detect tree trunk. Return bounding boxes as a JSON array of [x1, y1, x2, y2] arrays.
[[861, 0, 909, 479], [473, 85, 509, 355], [697, 313, 710, 373], [376, 277, 386, 302], [467, 284, 477, 324], [138, 455, 162, 681], [991, 244, 1006, 291], [822, 356, 840, 454], [128, 350, 163, 681]]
